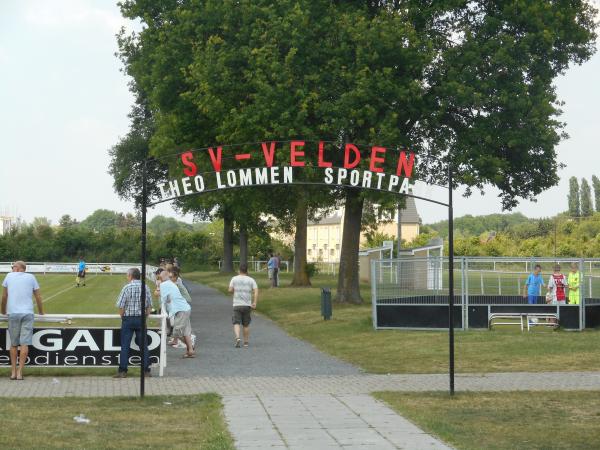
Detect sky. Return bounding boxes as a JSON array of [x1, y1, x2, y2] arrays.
[[1, 0, 599, 226]]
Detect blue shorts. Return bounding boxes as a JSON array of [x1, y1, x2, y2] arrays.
[[8, 313, 34, 346], [527, 295, 538, 305]]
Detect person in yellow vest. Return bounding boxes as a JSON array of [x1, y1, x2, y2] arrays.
[[568, 262, 581, 305]]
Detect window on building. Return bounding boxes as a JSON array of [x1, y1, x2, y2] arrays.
[[330, 249, 335, 256], [308, 249, 312, 256], [319, 249, 323, 255], [336, 244, 340, 250], [324, 244, 328, 250]]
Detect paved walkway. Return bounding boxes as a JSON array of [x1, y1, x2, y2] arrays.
[[224, 394, 450, 450], [165, 281, 359, 377]]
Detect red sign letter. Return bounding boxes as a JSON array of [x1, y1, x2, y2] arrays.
[[261, 142, 276, 167], [181, 151, 197, 177], [396, 151, 415, 178], [208, 146, 223, 172], [318, 141, 332, 168], [343, 143, 360, 169], [369, 146, 386, 173], [290, 140, 305, 167]]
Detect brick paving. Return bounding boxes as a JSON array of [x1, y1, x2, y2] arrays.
[[0, 371, 599, 397]]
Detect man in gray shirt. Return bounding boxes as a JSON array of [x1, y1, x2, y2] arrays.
[[228, 264, 258, 348]]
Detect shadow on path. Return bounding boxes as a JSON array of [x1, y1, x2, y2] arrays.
[[164, 281, 361, 377]]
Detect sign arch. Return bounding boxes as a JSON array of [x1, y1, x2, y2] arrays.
[[136, 139, 456, 397]]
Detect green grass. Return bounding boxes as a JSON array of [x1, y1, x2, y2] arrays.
[[374, 391, 600, 450], [0, 394, 233, 449], [186, 271, 600, 374], [1, 273, 159, 328]]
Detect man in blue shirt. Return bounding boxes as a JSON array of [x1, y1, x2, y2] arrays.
[[76, 257, 86, 287], [523, 264, 545, 304]]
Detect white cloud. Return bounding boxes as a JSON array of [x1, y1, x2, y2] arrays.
[[23, 0, 128, 32]]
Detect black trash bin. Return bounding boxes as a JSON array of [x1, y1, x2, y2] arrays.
[[321, 288, 332, 320]]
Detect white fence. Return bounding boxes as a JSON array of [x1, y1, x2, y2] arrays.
[[218, 260, 290, 273], [0, 262, 158, 280]]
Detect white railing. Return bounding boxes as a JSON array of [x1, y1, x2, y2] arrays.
[[0, 313, 168, 376], [218, 260, 290, 272], [0, 262, 158, 279]]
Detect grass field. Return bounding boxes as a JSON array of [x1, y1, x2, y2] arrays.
[[0, 273, 159, 328], [0, 394, 233, 449], [186, 271, 600, 374], [374, 391, 600, 449]]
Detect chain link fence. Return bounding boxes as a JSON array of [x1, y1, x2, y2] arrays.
[[371, 257, 600, 330]]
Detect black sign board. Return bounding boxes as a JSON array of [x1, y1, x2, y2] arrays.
[[0, 328, 161, 367]]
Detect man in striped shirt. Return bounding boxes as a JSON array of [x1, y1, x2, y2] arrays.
[[113, 268, 153, 378]]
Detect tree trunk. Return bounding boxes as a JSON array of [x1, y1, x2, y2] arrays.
[[336, 189, 363, 304], [239, 223, 248, 269], [291, 192, 311, 286], [221, 211, 234, 273]]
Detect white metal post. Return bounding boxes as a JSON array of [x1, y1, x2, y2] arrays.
[[371, 260, 378, 330]]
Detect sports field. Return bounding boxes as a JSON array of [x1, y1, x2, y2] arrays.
[[0, 273, 159, 328]]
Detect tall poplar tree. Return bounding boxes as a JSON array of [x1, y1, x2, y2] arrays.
[[580, 178, 593, 216], [568, 177, 581, 217], [592, 175, 600, 213]]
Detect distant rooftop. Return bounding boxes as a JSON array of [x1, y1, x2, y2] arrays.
[[308, 196, 420, 226]]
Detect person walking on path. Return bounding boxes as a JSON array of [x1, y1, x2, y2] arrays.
[[76, 257, 86, 287], [159, 270, 195, 358], [228, 264, 258, 348], [568, 262, 581, 305], [168, 267, 195, 349], [1, 261, 44, 380], [523, 264, 544, 304], [114, 268, 153, 378]]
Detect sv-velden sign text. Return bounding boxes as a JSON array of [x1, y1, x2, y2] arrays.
[[153, 141, 415, 204], [0, 328, 161, 367]]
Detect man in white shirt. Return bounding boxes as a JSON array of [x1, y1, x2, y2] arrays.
[[1, 261, 44, 380], [228, 264, 258, 348]]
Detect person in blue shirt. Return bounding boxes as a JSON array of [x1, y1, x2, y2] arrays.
[[523, 264, 544, 304], [76, 257, 86, 287]]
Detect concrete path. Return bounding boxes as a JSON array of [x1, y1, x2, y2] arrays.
[[165, 281, 359, 377], [223, 394, 451, 450]]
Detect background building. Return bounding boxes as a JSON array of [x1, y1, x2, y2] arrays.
[[306, 197, 421, 262]]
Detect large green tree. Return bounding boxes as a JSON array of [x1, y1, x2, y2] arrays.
[[569, 176, 581, 217], [580, 177, 593, 216], [115, 0, 597, 303]]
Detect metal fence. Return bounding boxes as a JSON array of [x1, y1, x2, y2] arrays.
[[218, 260, 290, 273], [371, 256, 600, 329]]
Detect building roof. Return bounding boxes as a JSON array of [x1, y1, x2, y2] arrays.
[[398, 196, 420, 224], [308, 214, 343, 225], [308, 196, 420, 226]]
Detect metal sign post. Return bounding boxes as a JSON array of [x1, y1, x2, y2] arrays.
[[140, 160, 148, 398], [448, 164, 455, 395]]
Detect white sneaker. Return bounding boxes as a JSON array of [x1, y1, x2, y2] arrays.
[[191, 334, 196, 347], [176, 341, 187, 349]]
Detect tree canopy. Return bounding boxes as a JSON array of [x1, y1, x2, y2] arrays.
[[113, 0, 597, 302]]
